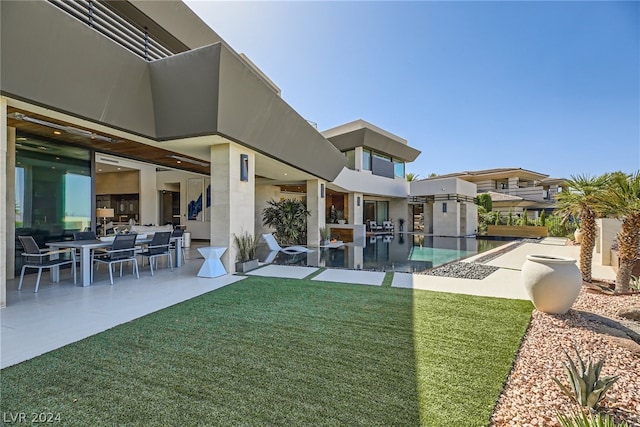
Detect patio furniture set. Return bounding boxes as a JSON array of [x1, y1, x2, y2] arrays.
[[18, 229, 184, 292]]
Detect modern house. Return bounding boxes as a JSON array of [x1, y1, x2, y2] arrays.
[[433, 168, 566, 218], [0, 0, 427, 307], [409, 177, 479, 236]]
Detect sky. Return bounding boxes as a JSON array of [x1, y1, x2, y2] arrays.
[[184, 0, 639, 180]]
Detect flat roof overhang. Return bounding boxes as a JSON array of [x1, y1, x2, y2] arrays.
[[326, 128, 420, 163], [1, 0, 346, 182]]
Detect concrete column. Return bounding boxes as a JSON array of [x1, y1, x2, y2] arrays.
[[211, 143, 255, 273], [138, 164, 158, 225], [595, 218, 622, 266], [6, 126, 15, 279], [348, 192, 363, 225], [306, 179, 326, 246], [1, 97, 7, 307], [354, 147, 363, 171], [508, 177, 518, 196]]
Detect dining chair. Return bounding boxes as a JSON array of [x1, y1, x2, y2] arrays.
[[91, 234, 139, 285], [18, 236, 76, 292], [138, 231, 173, 276], [170, 228, 187, 265]]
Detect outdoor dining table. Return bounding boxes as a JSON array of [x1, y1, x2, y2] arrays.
[[47, 235, 183, 287]]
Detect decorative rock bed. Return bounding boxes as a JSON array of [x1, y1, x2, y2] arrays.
[[424, 262, 499, 280], [490, 288, 640, 426]]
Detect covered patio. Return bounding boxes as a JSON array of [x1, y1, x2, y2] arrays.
[[1, 245, 244, 369]]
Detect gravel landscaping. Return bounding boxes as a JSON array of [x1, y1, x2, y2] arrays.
[[491, 289, 640, 426], [425, 262, 499, 280]]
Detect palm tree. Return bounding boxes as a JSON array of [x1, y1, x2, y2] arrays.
[[405, 172, 420, 182], [601, 171, 640, 293], [555, 174, 610, 283]]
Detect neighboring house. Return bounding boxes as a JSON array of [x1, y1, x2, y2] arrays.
[[0, 1, 423, 306], [435, 168, 566, 218], [409, 177, 478, 236]]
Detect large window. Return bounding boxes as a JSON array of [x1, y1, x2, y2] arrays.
[[15, 135, 91, 270], [362, 150, 371, 170], [345, 150, 356, 170], [394, 160, 405, 178]]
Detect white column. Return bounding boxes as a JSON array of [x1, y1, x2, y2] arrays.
[[138, 164, 158, 225], [348, 192, 363, 225], [306, 179, 326, 246], [211, 143, 255, 273], [1, 97, 8, 307]]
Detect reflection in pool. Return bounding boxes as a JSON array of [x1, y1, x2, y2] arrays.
[[256, 234, 507, 273]]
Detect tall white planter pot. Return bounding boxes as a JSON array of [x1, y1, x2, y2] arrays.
[[521, 255, 582, 314]]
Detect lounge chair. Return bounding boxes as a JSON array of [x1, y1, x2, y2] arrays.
[[369, 221, 383, 232], [261, 233, 314, 254], [382, 221, 394, 232]]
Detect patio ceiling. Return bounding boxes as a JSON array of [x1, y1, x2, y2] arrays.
[[7, 105, 321, 184]]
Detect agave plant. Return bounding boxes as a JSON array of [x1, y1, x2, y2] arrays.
[[552, 346, 619, 409], [555, 174, 611, 282], [557, 410, 630, 427]]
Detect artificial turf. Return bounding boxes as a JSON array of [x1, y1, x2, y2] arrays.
[[1, 277, 532, 426]]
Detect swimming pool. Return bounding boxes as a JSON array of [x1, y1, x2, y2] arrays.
[[257, 234, 507, 273]]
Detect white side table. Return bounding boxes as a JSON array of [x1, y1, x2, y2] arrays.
[[197, 246, 227, 278]]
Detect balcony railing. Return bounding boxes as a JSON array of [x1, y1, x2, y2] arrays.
[[485, 186, 559, 202], [48, 0, 174, 61]]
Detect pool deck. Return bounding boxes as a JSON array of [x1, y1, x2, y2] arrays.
[[1, 240, 616, 368]]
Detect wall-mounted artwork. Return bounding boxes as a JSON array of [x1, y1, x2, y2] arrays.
[[187, 178, 203, 221], [204, 178, 211, 222]]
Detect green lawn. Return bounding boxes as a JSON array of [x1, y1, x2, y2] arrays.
[[1, 277, 532, 426]]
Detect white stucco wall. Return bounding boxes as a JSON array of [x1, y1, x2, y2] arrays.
[[332, 167, 409, 197]]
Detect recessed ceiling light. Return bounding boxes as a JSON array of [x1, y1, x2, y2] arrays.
[[176, 160, 182, 164], [53, 131, 61, 135], [284, 173, 288, 176], [117, 167, 121, 170], [98, 169, 102, 172], [38, 146, 47, 150], [16, 137, 26, 141]]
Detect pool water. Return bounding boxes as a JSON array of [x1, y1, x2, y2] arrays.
[[257, 234, 507, 273]]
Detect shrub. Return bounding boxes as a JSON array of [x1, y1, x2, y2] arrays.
[[552, 346, 619, 409], [557, 410, 630, 427], [233, 231, 259, 262], [540, 210, 546, 226], [262, 198, 310, 245]]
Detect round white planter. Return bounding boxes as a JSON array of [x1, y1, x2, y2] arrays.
[[521, 254, 582, 314]]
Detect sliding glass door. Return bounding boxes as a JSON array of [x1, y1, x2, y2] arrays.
[[15, 135, 91, 271]]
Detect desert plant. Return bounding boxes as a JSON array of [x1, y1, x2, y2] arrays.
[[539, 210, 546, 226], [262, 198, 310, 246], [507, 209, 514, 226], [629, 275, 640, 291], [494, 211, 502, 225], [520, 209, 529, 226], [233, 231, 259, 262], [477, 193, 492, 212], [319, 226, 331, 242], [557, 410, 630, 427], [600, 171, 640, 293], [552, 346, 619, 409], [556, 174, 611, 282]]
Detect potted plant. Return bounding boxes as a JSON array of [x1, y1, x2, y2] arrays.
[[233, 231, 259, 273], [319, 226, 331, 245]]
